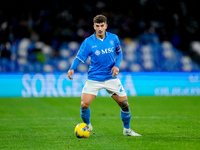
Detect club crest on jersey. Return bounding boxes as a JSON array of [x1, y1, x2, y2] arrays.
[[95, 50, 100, 56], [110, 40, 114, 45]]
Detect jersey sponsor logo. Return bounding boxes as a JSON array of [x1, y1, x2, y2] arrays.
[[94, 47, 115, 56], [101, 47, 114, 54]]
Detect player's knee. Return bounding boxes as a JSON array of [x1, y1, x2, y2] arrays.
[[81, 101, 90, 109], [119, 99, 130, 111]]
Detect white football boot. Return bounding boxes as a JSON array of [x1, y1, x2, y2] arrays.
[[87, 123, 93, 132], [123, 128, 141, 136]]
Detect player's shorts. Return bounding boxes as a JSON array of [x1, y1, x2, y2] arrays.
[[82, 78, 127, 97]]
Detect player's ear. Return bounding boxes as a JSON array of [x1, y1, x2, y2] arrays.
[[105, 23, 108, 29]]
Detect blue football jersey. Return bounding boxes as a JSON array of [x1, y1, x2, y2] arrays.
[[76, 32, 122, 81]]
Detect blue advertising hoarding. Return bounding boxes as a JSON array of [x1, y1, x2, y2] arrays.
[[0, 72, 199, 97]]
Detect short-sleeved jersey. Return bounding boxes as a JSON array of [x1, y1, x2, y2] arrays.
[[76, 32, 121, 81]]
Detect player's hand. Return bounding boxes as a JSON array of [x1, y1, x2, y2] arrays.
[[67, 69, 74, 80], [111, 66, 119, 77]]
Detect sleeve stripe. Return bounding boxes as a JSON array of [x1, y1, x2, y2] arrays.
[[76, 56, 85, 63]]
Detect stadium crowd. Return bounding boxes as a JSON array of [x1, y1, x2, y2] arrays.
[[0, 0, 200, 72]]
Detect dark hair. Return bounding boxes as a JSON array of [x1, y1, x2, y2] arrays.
[[93, 14, 107, 24]]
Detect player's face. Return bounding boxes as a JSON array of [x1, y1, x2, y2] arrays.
[[93, 22, 108, 38]]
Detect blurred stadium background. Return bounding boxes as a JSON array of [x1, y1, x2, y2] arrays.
[[0, 0, 200, 97]]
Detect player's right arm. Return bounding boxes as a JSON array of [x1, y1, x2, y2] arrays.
[[67, 39, 90, 80], [67, 57, 81, 80], [67, 69, 74, 80]]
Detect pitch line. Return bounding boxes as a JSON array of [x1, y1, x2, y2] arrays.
[[0, 116, 199, 121]]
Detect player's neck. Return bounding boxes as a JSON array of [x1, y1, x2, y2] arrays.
[[95, 33, 105, 40]]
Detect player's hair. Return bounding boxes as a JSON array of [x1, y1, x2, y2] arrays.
[[93, 15, 107, 24]]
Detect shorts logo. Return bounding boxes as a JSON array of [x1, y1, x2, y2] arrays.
[[118, 84, 124, 92], [95, 50, 100, 56]]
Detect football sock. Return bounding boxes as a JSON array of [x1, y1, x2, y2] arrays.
[[121, 109, 131, 129], [80, 107, 91, 125]]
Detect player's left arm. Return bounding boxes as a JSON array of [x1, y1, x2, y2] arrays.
[[114, 47, 122, 69], [111, 47, 122, 77], [111, 35, 123, 77]]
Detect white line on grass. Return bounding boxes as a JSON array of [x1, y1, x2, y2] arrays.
[[0, 116, 199, 121]]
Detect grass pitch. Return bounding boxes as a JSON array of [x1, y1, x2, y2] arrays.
[[0, 96, 200, 150]]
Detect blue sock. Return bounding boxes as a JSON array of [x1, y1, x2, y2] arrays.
[[121, 109, 131, 129], [80, 107, 91, 125]]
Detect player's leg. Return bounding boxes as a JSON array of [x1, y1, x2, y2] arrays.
[[106, 79, 132, 129], [80, 93, 96, 126], [105, 79, 131, 128], [106, 78, 141, 136], [80, 80, 102, 131], [112, 94, 141, 136], [111, 94, 131, 129]]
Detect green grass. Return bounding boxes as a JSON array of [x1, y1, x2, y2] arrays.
[[0, 96, 200, 150]]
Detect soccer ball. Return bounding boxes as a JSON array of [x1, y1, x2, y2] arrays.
[[74, 123, 90, 138]]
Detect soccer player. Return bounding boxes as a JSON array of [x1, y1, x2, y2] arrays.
[[67, 14, 141, 136]]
